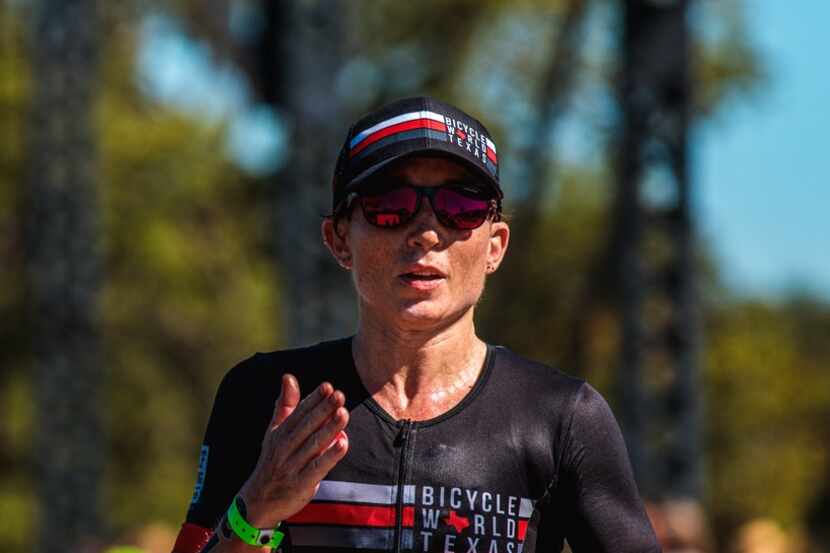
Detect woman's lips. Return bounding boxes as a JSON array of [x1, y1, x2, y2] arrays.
[[399, 272, 446, 290]]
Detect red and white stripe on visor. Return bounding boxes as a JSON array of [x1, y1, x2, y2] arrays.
[[349, 110, 449, 159]]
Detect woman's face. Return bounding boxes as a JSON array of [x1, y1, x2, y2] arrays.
[[324, 156, 510, 332]]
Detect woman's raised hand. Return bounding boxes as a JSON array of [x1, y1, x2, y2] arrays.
[[238, 374, 349, 527]]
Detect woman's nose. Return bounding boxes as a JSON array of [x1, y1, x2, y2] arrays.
[[406, 197, 442, 250]]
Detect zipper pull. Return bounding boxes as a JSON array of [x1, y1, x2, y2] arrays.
[[394, 419, 412, 447]]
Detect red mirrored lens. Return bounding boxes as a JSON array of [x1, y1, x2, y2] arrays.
[[359, 187, 419, 227], [433, 188, 491, 229]]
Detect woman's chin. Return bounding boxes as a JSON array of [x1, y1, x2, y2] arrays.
[[394, 300, 471, 330], [359, 294, 475, 331]]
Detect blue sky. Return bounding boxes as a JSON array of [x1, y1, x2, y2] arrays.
[[138, 2, 830, 301], [696, 1, 830, 300]]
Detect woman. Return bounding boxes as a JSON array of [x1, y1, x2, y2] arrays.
[[172, 96, 660, 553]]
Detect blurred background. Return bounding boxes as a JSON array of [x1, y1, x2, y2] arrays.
[[1, 0, 829, 552]]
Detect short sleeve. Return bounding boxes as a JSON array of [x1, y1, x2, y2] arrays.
[[184, 357, 271, 530]]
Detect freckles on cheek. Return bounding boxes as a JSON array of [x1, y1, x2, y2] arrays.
[[350, 239, 396, 295]]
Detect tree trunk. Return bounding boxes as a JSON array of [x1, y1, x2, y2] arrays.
[[614, 0, 701, 499], [268, 0, 356, 346], [26, 0, 103, 550]]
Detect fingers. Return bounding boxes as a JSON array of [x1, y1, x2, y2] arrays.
[[245, 381, 350, 524], [280, 381, 335, 436], [285, 405, 349, 470], [264, 378, 348, 475], [299, 430, 349, 483], [272, 374, 301, 428]]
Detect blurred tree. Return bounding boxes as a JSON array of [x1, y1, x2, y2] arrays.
[[25, 1, 104, 551], [612, 0, 700, 500], [807, 466, 830, 552], [704, 299, 830, 545], [0, 4, 35, 550], [153, 0, 357, 346], [269, 0, 357, 346], [1, 3, 281, 550], [95, 11, 280, 529], [792, 296, 830, 552]]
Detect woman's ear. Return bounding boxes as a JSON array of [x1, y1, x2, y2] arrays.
[[485, 220, 510, 274], [321, 217, 352, 270]]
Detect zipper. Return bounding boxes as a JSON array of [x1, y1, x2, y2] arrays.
[[394, 419, 414, 553]]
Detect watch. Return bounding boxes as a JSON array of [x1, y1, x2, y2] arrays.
[[227, 496, 285, 549]]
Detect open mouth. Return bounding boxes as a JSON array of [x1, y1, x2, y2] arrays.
[[401, 272, 444, 282]]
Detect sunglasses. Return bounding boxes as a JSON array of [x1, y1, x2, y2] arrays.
[[342, 180, 500, 231]]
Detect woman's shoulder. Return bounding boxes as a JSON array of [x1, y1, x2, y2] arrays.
[[218, 336, 358, 402], [488, 344, 586, 393], [486, 343, 610, 422]]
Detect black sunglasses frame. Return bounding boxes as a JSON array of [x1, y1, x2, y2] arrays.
[[337, 183, 502, 231]]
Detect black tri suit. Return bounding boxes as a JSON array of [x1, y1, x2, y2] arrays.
[[176, 338, 661, 553]]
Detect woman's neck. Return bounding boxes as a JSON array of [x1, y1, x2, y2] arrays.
[[352, 308, 488, 420]]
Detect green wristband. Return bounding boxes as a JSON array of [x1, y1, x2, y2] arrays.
[[227, 496, 285, 549]]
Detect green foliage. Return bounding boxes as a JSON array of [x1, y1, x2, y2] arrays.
[[0, 8, 34, 551], [704, 299, 830, 538], [0, 6, 280, 549], [478, 167, 611, 368], [0, 0, 30, 371], [0, 375, 35, 553], [96, 26, 280, 531], [692, 0, 768, 119]]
